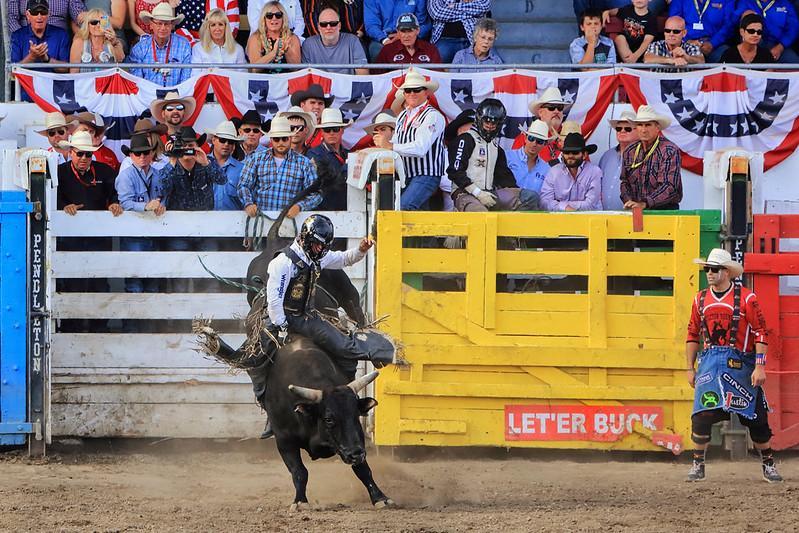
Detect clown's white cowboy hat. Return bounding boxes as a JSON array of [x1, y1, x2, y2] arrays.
[[317, 108, 352, 129], [631, 104, 672, 129], [275, 106, 316, 137], [693, 248, 744, 278], [519, 119, 555, 140], [608, 110, 637, 128], [57, 131, 100, 152], [528, 86, 572, 115], [36, 112, 77, 135], [363, 111, 396, 135], [394, 69, 439, 92], [140, 3, 185, 25], [207, 120, 245, 142], [149, 91, 197, 124], [267, 116, 294, 138]]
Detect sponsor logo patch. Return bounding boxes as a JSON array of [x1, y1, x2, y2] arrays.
[[722, 373, 754, 402], [701, 391, 720, 408], [695, 372, 712, 386], [724, 392, 750, 410], [727, 357, 743, 369]]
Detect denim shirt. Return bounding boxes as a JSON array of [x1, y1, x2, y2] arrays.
[[115, 163, 171, 212], [210, 155, 245, 211], [167, 160, 227, 211]]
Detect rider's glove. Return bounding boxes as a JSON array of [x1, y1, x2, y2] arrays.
[[277, 324, 289, 345]]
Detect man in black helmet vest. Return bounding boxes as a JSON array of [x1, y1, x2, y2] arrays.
[[448, 98, 539, 212]]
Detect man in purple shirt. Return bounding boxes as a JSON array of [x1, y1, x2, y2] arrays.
[[540, 132, 603, 212]]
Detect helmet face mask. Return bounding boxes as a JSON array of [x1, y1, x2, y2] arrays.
[[298, 214, 335, 262], [475, 98, 506, 142]]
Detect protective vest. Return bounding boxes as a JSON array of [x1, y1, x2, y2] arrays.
[[465, 129, 499, 191], [280, 246, 320, 317]]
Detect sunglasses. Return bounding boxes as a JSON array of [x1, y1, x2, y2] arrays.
[[264, 11, 283, 19], [290, 124, 306, 132], [217, 137, 237, 145], [131, 149, 153, 156], [319, 20, 340, 28], [322, 127, 342, 133], [240, 127, 261, 134], [703, 266, 724, 273], [272, 136, 290, 142], [164, 104, 185, 112], [663, 28, 683, 34], [615, 126, 633, 132], [89, 19, 101, 25], [526, 135, 547, 144], [744, 28, 764, 35], [542, 104, 565, 112], [29, 9, 48, 15], [403, 87, 425, 94], [74, 151, 94, 159], [47, 128, 66, 137]]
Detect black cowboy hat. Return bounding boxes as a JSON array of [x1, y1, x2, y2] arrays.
[[561, 132, 597, 155], [444, 108, 476, 143], [174, 125, 207, 146], [235, 109, 269, 131], [290, 83, 334, 107], [121, 132, 157, 156]]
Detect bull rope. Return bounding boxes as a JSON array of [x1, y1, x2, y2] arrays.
[[197, 256, 263, 295]]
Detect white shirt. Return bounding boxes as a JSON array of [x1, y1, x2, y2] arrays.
[[191, 41, 246, 76], [390, 103, 446, 157], [266, 240, 366, 326], [247, 0, 305, 40]]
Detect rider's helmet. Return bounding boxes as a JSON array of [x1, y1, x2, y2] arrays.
[[298, 214, 335, 262], [474, 98, 507, 142]]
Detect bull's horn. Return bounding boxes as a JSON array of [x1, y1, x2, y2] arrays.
[[288, 385, 323, 403], [347, 371, 379, 394]]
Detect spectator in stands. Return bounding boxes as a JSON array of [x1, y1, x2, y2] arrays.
[[722, 13, 775, 64], [363, 110, 397, 148], [307, 109, 351, 211], [373, 13, 441, 72], [540, 132, 602, 212], [621, 105, 682, 210], [529, 87, 571, 164], [11, 0, 70, 101], [128, 3, 192, 86], [8, 0, 86, 34], [57, 130, 122, 217], [275, 106, 316, 156], [570, 8, 617, 65], [174, 0, 239, 44], [735, 0, 799, 63], [84, 0, 127, 51], [68, 111, 120, 172], [290, 84, 332, 148], [128, 0, 166, 37], [249, 0, 305, 40], [69, 8, 125, 73], [440, 108, 474, 212], [192, 8, 246, 68], [427, 0, 491, 63], [603, 0, 657, 63], [207, 120, 245, 211], [451, 17, 504, 72], [668, 0, 734, 63], [235, 110, 268, 160], [238, 116, 321, 218], [301, 6, 369, 74], [302, 0, 363, 37], [644, 16, 705, 67], [365, 0, 431, 60], [507, 120, 553, 197], [118, 117, 168, 173], [598, 110, 637, 211], [37, 112, 77, 165], [150, 92, 196, 138], [247, 2, 302, 68], [373, 70, 446, 211]]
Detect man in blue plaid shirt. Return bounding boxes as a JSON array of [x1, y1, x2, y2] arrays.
[[238, 116, 322, 219], [127, 4, 192, 86]]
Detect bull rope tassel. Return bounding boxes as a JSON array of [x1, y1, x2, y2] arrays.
[[191, 316, 221, 357], [197, 256, 263, 295]]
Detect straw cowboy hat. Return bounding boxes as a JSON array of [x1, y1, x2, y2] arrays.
[[364, 111, 396, 135], [57, 131, 100, 152], [631, 105, 672, 129], [608, 110, 637, 128], [317, 108, 352, 129], [133, 117, 167, 136], [207, 120, 245, 142], [693, 248, 744, 278], [390, 88, 405, 115], [559, 120, 581, 140], [121, 132, 157, 156], [289, 83, 334, 107], [140, 3, 185, 25], [276, 106, 316, 137], [529, 86, 572, 115], [67, 111, 115, 136], [149, 91, 196, 124], [267, 116, 294, 138], [36, 112, 77, 135], [394, 69, 439, 92], [520, 119, 555, 141]]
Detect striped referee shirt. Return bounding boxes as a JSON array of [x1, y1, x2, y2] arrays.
[[392, 102, 446, 179]]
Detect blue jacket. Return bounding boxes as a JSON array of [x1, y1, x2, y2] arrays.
[[364, 0, 431, 42], [669, 0, 736, 49], [734, 0, 799, 48]]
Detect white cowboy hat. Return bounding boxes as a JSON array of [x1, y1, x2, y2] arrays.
[[56, 131, 100, 152], [36, 112, 77, 135], [149, 91, 197, 124], [276, 106, 316, 137], [394, 69, 439, 92], [559, 120, 581, 140], [267, 116, 294, 138], [390, 88, 405, 115], [317, 108, 352, 129], [631, 105, 671, 129], [139, 3, 185, 25], [693, 248, 744, 278], [529, 86, 572, 115], [364, 111, 396, 135], [208, 120, 245, 142], [519, 119, 555, 141], [608, 110, 638, 128]]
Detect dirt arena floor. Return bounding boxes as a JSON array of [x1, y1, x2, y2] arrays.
[[1, 440, 798, 532]]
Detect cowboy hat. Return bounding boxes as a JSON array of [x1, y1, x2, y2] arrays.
[[238, 109, 268, 130], [67, 111, 115, 136], [121, 132, 157, 156], [394, 69, 439, 92], [267, 116, 294, 138], [529, 86, 572, 115], [173, 125, 207, 146], [57, 131, 100, 152], [139, 3, 185, 25], [207, 120, 244, 142], [631, 105, 671, 129], [559, 120, 581, 140], [289, 83, 334, 107], [133, 117, 167, 136], [390, 88, 405, 115], [444, 108, 475, 142], [149, 91, 196, 124], [693, 248, 744, 278], [364, 111, 396, 136], [317, 108, 352, 129], [608, 110, 637, 128], [561, 132, 597, 155], [36, 112, 77, 135], [519, 119, 555, 141], [276, 106, 316, 137]]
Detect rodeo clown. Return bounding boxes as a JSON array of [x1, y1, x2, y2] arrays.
[[685, 248, 783, 483]]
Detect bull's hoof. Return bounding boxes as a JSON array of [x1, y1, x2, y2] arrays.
[[373, 497, 395, 509], [289, 501, 311, 512]]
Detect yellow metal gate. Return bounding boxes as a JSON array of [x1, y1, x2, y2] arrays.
[[375, 211, 700, 451]]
